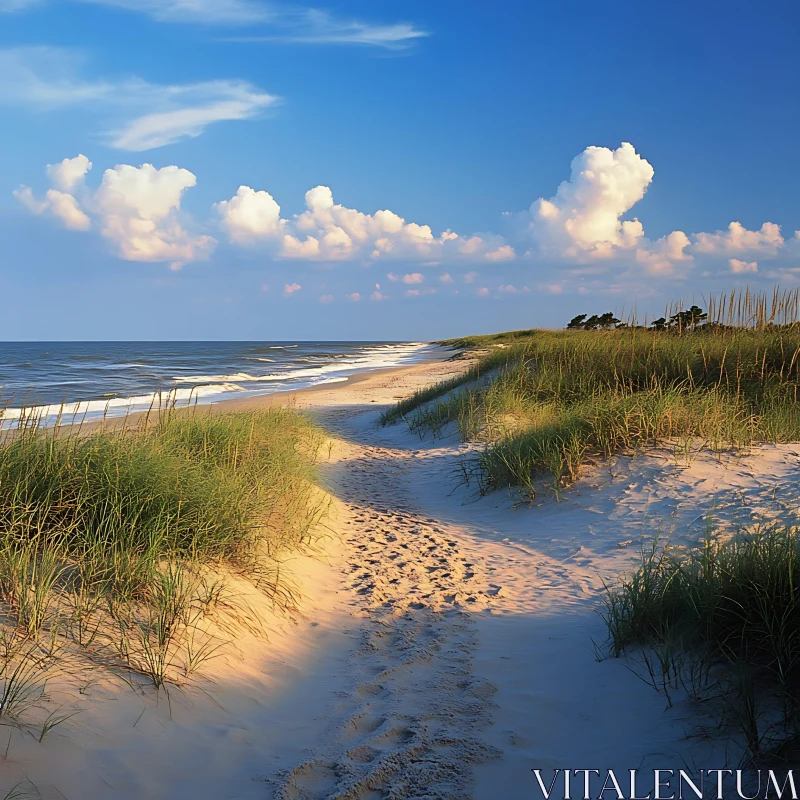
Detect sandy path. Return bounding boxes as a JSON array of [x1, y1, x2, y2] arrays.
[[270, 436, 501, 799]]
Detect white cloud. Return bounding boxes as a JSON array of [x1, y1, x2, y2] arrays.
[[0, 48, 277, 150], [10, 2, 426, 49], [319, 293, 334, 303], [217, 183, 515, 264], [14, 185, 92, 231], [46, 154, 92, 192], [79, 0, 269, 23], [693, 222, 783, 256], [370, 290, 388, 301], [94, 163, 214, 261], [16, 156, 214, 262], [346, 292, 361, 302], [485, 244, 515, 261], [45, 190, 92, 230], [223, 9, 427, 49], [477, 287, 489, 297], [510, 141, 794, 289], [523, 142, 653, 259], [20, 142, 799, 294], [730, 258, 758, 274], [214, 185, 283, 244], [405, 289, 420, 297], [635, 230, 692, 276], [111, 82, 277, 150], [14, 155, 93, 231], [284, 282, 301, 295]]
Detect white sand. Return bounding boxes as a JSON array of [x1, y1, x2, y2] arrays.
[[5, 353, 799, 798]]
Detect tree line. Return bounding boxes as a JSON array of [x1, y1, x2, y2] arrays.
[[566, 305, 708, 332]]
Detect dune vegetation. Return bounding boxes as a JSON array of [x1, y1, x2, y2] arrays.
[[0, 404, 327, 714], [383, 288, 800, 497], [604, 523, 800, 761]]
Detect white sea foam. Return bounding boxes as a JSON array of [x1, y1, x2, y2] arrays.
[[0, 342, 434, 430], [0, 383, 245, 424], [173, 343, 433, 387]]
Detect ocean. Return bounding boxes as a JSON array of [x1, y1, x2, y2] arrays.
[[0, 341, 438, 427]]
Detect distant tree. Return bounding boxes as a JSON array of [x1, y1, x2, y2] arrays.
[[566, 314, 588, 329], [597, 312, 620, 329], [650, 317, 667, 331], [566, 312, 622, 331], [583, 314, 600, 329], [668, 305, 708, 331]]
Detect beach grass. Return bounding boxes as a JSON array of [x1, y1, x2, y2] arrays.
[[383, 289, 800, 495], [0, 405, 327, 693], [604, 524, 800, 758]]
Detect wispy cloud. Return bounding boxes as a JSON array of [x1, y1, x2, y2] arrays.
[[78, 0, 271, 23], [0, 47, 277, 150], [5, 0, 427, 49], [226, 9, 428, 50]]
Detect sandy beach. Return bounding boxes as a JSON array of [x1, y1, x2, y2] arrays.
[[7, 352, 800, 798]]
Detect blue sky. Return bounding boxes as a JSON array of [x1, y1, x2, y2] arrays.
[[1, 0, 799, 340]]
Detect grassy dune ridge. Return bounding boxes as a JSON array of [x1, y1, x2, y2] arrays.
[[385, 322, 800, 494], [0, 405, 328, 697]]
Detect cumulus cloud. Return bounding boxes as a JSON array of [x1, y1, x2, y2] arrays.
[[284, 282, 302, 295], [216, 183, 515, 264], [20, 142, 797, 293], [511, 141, 791, 289], [16, 155, 214, 262], [485, 245, 515, 262], [46, 154, 92, 192], [635, 231, 692, 276], [214, 185, 283, 244], [523, 142, 653, 259], [95, 163, 214, 261], [730, 258, 758, 274], [14, 154, 93, 231], [319, 293, 334, 303], [477, 287, 489, 297], [346, 292, 361, 302], [693, 222, 784, 256], [387, 272, 425, 283], [0, 48, 277, 150]]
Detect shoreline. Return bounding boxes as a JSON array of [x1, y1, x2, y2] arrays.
[[0, 345, 457, 440]]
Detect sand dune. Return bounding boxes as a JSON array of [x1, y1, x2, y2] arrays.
[[7, 355, 799, 798]]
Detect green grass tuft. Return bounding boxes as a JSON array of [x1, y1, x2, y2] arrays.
[[0, 405, 327, 690]]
